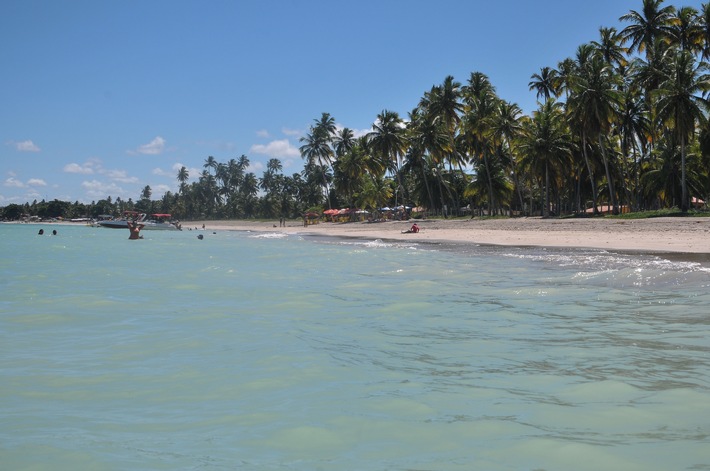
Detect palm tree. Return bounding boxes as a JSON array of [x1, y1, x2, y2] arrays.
[[519, 100, 572, 217], [556, 58, 577, 99], [567, 54, 623, 214], [461, 73, 500, 215], [203, 155, 218, 175], [654, 49, 710, 211], [407, 106, 449, 211], [592, 27, 628, 68], [333, 127, 355, 159], [620, 0, 676, 61], [668, 6, 702, 53], [617, 86, 651, 210], [489, 100, 525, 213], [300, 113, 336, 208], [699, 2, 710, 60], [366, 110, 407, 205], [529, 67, 560, 102], [424, 75, 464, 138], [177, 166, 189, 194], [333, 144, 369, 213]]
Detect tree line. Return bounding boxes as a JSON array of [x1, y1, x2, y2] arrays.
[[4, 0, 710, 222]]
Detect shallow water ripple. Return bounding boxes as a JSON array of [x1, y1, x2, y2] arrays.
[[1, 224, 709, 470]]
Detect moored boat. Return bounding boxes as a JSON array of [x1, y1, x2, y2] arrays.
[[96, 212, 181, 230]]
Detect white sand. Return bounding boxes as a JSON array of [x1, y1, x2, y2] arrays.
[[183, 217, 710, 254]]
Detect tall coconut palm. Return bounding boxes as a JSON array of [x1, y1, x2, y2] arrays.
[[519, 100, 572, 217], [177, 166, 189, 194], [699, 2, 710, 60], [592, 27, 628, 68], [620, 0, 676, 61], [407, 106, 450, 211], [528, 66, 560, 102], [300, 113, 336, 208], [567, 54, 623, 214], [203, 155, 218, 175], [333, 127, 355, 159], [419, 76, 466, 211], [461, 73, 500, 215], [366, 110, 407, 205], [617, 86, 651, 209], [654, 49, 710, 211], [424, 76, 464, 139], [489, 100, 525, 213], [668, 6, 702, 53], [556, 58, 578, 99]]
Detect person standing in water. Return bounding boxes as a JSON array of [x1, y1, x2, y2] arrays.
[[127, 220, 144, 240]]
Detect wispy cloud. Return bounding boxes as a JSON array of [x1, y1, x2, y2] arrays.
[[105, 170, 138, 183], [81, 180, 124, 198], [7, 140, 41, 152], [153, 184, 171, 194], [4, 177, 25, 188], [64, 162, 95, 174], [281, 127, 302, 137], [249, 139, 300, 158], [256, 129, 270, 138], [133, 136, 166, 155], [27, 178, 47, 187]]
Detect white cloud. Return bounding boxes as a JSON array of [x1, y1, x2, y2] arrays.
[[248, 161, 264, 173], [256, 129, 270, 138], [336, 123, 370, 138], [15, 140, 41, 152], [249, 139, 300, 158], [105, 169, 138, 183], [153, 184, 171, 194], [82, 180, 124, 198], [152, 167, 171, 177], [64, 162, 95, 174], [64, 158, 103, 175], [27, 178, 47, 187], [135, 136, 166, 155], [4, 177, 25, 188], [282, 127, 302, 137]]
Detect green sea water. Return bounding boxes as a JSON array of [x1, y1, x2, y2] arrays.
[[1, 223, 709, 470]]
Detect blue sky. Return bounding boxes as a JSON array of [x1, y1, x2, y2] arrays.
[[1, 0, 701, 205]]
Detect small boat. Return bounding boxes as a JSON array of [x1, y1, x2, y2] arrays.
[[96, 212, 181, 231]]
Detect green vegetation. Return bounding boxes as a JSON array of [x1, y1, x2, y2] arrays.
[[4, 0, 710, 222]]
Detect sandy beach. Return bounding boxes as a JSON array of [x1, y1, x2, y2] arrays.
[[182, 216, 710, 254]]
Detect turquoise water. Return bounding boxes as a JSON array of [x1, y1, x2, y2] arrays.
[[1, 223, 709, 471]]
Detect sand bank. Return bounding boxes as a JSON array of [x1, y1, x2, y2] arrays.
[[182, 217, 710, 254]]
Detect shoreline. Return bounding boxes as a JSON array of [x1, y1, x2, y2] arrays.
[[181, 216, 710, 254]]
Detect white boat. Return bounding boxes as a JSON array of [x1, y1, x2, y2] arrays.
[[96, 212, 181, 231]]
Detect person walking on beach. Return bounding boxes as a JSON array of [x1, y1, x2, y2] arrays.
[[127, 220, 144, 240]]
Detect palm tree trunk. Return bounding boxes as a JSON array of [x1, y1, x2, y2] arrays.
[[483, 156, 495, 216], [597, 134, 618, 215], [544, 162, 550, 217], [419, 158, 436, 211], [681, 136, 688, 212], [581, 131, 599, 214]]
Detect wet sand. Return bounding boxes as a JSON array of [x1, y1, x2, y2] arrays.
[[183, 217, 710, 254]]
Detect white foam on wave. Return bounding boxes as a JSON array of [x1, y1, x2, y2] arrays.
[[248, 232, 289, 240]]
